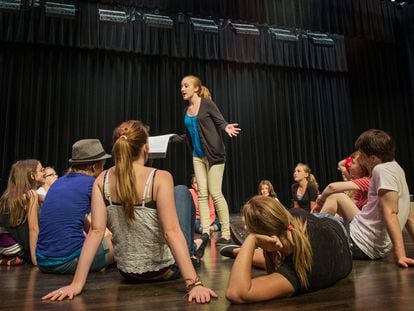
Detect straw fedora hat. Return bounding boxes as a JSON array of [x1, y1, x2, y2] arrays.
[[69, 139, 111, 164]]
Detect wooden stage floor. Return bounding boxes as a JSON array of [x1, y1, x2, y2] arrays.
[[1, 217, 414, 311]]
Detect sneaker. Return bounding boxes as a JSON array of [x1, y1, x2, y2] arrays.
[[215, 237, 234, 246], [195, 233, 209, 258], [219, 245, 240, 259], [230, 223, 247, 245]]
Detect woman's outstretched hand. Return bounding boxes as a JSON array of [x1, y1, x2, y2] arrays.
[[42, 284, 82, 301], [187, 285, 218, 304], [225, 124, 241, 137]]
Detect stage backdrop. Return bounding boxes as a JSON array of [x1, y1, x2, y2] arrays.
[[0, 0, 413, 210]]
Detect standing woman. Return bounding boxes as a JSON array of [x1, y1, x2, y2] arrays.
[[291, 163, 319, 213], [0, 159, 44, 265], [172, 75, 240, 245]]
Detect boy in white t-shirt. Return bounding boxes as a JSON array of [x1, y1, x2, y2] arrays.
[[320, 129, 414, 267]]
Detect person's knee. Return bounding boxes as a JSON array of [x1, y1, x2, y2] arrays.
[[174, 184, 189, 196], [174, 185, 192, 202], [209, 191, 224, 201]]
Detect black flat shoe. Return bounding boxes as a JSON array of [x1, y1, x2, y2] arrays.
[[195, 233, 209, 258], [191, 256, 201, 268]]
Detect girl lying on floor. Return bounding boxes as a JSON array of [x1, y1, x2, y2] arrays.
[[225, 195, 352, 303]]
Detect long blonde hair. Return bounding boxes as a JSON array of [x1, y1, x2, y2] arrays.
[[0, 159, 40, 227], [112, 120, 149, 222], [183, 75, 212, 100], [243, 195, 313, 289]]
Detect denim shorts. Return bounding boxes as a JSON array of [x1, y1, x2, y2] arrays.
[[38, 239, 111, 274]]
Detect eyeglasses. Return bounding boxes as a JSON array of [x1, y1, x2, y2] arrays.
[[45, 173, 58, 178], [35, 167, 45, 173]]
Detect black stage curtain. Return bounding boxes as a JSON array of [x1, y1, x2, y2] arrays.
[[0, 2, 347, 72], [0, 43, 352, 208]]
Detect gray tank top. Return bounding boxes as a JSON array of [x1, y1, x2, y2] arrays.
[[103, 168, 174, 273]]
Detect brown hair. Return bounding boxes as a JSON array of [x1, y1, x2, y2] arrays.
[[350, 151, 372, 177], [183, 75, 212, 100], [0, 159, 40, 227], [112, 120, 149, 222], [257, 179, 277, 198], [354, 129, 395, 162], [243, 196, 313, 289], [296, 163, 319, 192], [68, 161, 103, 174]]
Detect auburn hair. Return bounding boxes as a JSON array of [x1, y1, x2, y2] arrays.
[[112, 120, 149, 222]]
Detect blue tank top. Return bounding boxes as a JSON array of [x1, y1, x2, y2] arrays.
[[36, 173, 94, 258], [185, 114, 205, 158]]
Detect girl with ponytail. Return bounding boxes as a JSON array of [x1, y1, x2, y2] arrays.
[[172, 75, 241, 248], [43, 120, 217, 304], [291, 163, 319, 212], [225, 196, 352, 303]]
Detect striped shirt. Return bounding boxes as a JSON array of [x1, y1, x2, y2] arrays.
[[352, 177, 370, 209]]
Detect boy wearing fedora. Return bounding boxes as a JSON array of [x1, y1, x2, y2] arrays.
[[36, 139, 115, 273]]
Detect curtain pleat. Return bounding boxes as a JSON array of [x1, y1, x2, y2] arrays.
[[0, 3, 347, 72]]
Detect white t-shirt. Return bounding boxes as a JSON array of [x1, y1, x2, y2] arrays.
[[36, 187, 47, 196], [350, 161, 410, 259]]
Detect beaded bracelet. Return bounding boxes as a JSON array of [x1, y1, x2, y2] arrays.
[[185, 275, 204, 292]]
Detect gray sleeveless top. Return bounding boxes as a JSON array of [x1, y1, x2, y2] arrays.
[[103, 168, 174, 273]]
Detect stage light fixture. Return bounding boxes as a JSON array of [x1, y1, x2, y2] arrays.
[[45, 2, 76, 17], [190, 17, 218, 33], [0, 0, 21, 11], [231, 22, 260, 36], [143, 13, 173, 29], [98, 8, 129, 23], [268, 28, 298, 42], [307, 32, 334, 47]]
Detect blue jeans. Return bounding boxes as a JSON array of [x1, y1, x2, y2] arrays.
[[37, 239, 110, 274], [174, 185, 196, 257]]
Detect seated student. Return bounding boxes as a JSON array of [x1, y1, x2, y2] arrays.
[[314, 151, 371, 213], [258, 179, 279, 201], [42, 120, 217, 303], [0, 159, 45, 266], [291, 163, 319, 212], [37, 166, 58, 200], [228, 179, 280, 246], [36, 139, 115, 274], [320, 129, 414, 266], [225, 196, 352, 303], [338, 155, 353, 181], [189, 175, 221, 234]]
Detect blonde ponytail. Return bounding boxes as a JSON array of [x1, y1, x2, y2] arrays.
[[182, 75, 212, 100], [199, 85, 212, 100]]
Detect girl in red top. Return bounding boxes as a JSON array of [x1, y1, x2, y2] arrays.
[[315, 151, 371, 212]]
